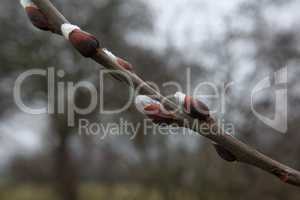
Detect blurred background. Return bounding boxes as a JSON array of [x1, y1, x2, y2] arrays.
[[1, 0, 300, 199]]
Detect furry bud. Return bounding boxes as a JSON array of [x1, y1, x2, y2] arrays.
[[174, 92, 236, 161], [174, 92, 210, 121], [61, 23, 99, 57], [21, 0, 52, 32], [135, 95, 177, 125]]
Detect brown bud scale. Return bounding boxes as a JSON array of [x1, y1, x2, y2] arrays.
[[25, 6, 51, 31], [69, 30, 99, 57]]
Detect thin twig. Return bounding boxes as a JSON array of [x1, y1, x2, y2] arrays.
[[21, 0, 300, 187]]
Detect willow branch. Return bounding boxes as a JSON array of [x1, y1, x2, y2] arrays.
[[20, 0, 300, 186]]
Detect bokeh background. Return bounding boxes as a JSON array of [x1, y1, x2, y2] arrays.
[[1, 0, 300, 199]]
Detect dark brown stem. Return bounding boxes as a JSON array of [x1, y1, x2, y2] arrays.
[[28, 0, 300, 187]]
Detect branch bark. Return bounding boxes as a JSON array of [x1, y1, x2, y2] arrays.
[[25, 0, 300, 187]]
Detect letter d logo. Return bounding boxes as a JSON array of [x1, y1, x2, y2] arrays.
[[251, 67, 287, 133]]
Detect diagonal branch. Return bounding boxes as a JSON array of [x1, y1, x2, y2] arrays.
[[21, 0, 300, 186]]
